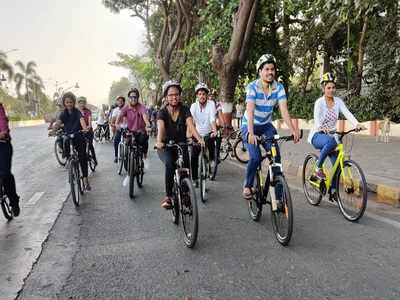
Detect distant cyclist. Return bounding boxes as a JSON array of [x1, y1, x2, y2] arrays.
[[111, 96, 127, 163], [77, 96, 97, 166]]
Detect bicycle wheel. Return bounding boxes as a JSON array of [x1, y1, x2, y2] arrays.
[[94, 128, 100, 142], [248, 171, 262, 221], [302, 154, 323, 206], [1, 195, 13, 221], [180, 177, 198, 248], [336, 160, 368, 222], [270, 175, 293, 246], [171, 182, 180, 225], [117, 143, 125, 175], [69, 162, 81, 207], [136, 155, 144, 188], [54, 139, 66, 167], [88, 149, 96, 172], [233, 138, 249, 164], [129, 152, 136, 199], [199, 154, 207, 203], [210, 144, 219, 181], [218, 139, 230, 162]]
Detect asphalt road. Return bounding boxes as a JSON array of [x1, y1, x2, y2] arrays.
[[2, 125, 400, 300]]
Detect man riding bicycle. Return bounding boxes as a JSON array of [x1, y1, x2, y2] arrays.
[[116, 88, 151, 168], [156, 80, 204, 209], [190, 82, 218, 187], [111, 96, 127, 163], [241, 54, 300, 200]]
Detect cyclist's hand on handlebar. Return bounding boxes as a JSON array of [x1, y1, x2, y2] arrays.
[[210, 131, 217, 138], [248, 132, 257, 145], [292, 128, 300, 143], [356, 124, 367, 131], [155, 141, 165, 150], [199, 138, 206, 147]]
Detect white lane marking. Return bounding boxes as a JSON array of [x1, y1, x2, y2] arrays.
[[227, 159, 400, 229], [24, 192, 45, 206]]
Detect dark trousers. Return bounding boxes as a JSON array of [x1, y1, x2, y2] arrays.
[[164, 146, 190, 197], [86, 130, 97, 164], [191, 136, 216, 181], [64, 134, 88, 178], [0, 141, 19, 204], [114, 129, 122, 159]]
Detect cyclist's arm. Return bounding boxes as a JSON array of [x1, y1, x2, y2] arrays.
[[156, 119, 165, 148], [142, 111, 151, 128], [187, 117, 203, 143], [87, 115, 92, 129], [80, 117, 88, 131], [278, 101, 299, 142], [209, 103, 217, 134], [338, 98, 359, 127]]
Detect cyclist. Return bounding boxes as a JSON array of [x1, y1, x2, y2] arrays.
[[242, 54, 300, 200], [116, 88, 151, 168], [77, 96, 98, 166], [111, 96, 127, 163], [308, 72, 365, 182], [96, 108, 110, 140], [190, 82, 218, 187], [0, 102, 20, 216], [156, 80, 204, 209], [54, 92, 91, 190]]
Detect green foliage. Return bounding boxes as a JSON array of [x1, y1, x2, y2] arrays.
[[107, 77, 134, 105]]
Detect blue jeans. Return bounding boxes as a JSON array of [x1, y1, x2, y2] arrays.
[[312, 132, 338, 189], [241, 123, 278, 188]]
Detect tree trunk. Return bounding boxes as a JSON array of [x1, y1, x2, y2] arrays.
[[212, 0, 258, 128], [354, 15, 369, 96]]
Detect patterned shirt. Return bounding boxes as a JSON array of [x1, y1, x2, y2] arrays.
[[320, 107, 337, 130], [242, 79, 287, 126]]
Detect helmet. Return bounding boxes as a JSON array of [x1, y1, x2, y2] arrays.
[[77, 96, 87, 104], [162, 80, 182, 97], [194, 82, 209, 94], [256, 54, 276, 72], [320, 72, 336, 84]]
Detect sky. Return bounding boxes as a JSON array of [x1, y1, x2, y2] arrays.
[[0, 0, 147, 106]]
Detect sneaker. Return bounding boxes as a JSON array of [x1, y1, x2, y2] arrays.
[[194, 179, 199, 188], [11, 198, 20, 217], [329, 188, 337, 202], [143, 159, 149, 170], [84, 178, 91, 191], [314, 168, 326, 179], [114, 158, 118, 163]]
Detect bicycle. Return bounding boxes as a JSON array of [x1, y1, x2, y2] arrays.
[[247, 131, 302, 246], [302, 128, 367, 222], [83, 132, 97, 172], [198, 142, 212, 203], [51, 129, 67, 167], [0, 176, 13, 221], [94, 122, 110, 142], [157, 141, 199, 248], [63, 132, 85, 207], [117, 129, 129, 176], [126, 131, 145, 199]]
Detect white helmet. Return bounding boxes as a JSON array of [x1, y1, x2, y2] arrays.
[[162, 80, 182, 97], [256, 54, 276, 72], [194, 82, 209, 94]]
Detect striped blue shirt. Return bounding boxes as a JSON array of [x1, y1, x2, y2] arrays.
[[242, 79, 287, 126]]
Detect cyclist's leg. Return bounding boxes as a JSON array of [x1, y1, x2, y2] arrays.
[[75, 135, 89, 180], [138, 132, 149, 158], [311, 133, 337, 168], [0, 142, 20, 214], [190, 143, 201, 181], [113, 129, 122, 162], [161, 148, 177, 208], [260, 123, 278, 160], [207, 136, 216, 162], [88, 130, 97, 164], [241, 125, 262, 191]]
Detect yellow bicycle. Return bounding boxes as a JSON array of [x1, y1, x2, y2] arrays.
[[302, 129, 367, 222]]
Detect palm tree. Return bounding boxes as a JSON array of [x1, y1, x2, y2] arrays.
[[0, 51, 14, 83], [14, 60, 38, 102]]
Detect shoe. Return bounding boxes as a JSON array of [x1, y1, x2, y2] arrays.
[[329, 188, 338, 202], [114, 158, 118, 163], [84, 178, 91, 191], [314, 168, 326, 180], [161, 197, 172, 209], [210, 160, 216, 170], [11, 198, 20, 217], [143, 159, 149, 170], [194, 179, 199, 188]]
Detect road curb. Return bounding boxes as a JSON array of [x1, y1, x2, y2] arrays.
[[281, 159, 400, 207], [9, 119, 45, 128]]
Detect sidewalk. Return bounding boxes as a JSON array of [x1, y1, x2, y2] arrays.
[[277, 129, 400, 206]]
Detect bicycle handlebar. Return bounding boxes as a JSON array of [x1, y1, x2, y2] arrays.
[[255, 129, 303, 144], [323, 127, 365, 137]]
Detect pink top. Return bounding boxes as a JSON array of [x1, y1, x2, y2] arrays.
[[120, 103, 147, 132], [81, 108, 92, 127], [0, 103, 10, 137]]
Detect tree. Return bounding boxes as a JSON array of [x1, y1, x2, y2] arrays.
[[0, 51, 14, 81], [14, 60, 40, 101], [108, 77, 134, 105]]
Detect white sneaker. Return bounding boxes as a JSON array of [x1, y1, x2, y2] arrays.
[[123, 175, 130, 187], [143, 159, 149, 170]]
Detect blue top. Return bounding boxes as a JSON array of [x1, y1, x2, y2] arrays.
[[242, 79, 287, 126]]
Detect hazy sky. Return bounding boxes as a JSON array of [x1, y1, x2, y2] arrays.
[[1, 0, 147, 106]]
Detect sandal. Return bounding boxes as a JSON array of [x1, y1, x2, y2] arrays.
[[242, 188, 253, 200], [161, 197, 172, 209]]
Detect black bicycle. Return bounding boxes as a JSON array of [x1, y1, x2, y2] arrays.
[[64, 133, 85, 207], [126, 131, 145, 199], [117, 129, 129, 175], [198, 143, 211, 203], [160, 141, 199, 248], [94, 122, 110, 142], [0, 177, 13, 221], [82, 132, 97, 173], [52, 129, 67, 167], [247, 130, 302, 246]]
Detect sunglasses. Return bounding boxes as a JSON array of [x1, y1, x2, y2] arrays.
[[129, 95, 138, 99]]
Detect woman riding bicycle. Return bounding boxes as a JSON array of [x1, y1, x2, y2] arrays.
[[308, 72, 365, 181], [156, 80, 204, 209], [55, 92, 91, 190], [77, 96, 98, 167], [0, 102, 20, 216], [241, 54, 300, 200]]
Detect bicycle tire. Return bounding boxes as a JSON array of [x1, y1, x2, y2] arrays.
[[88, 151, 96, 172], [136, 155, 144, 188], [129, 151, 136, 199], [270, 175, 293, 246], [117, 143, 125, 175], [171, 182, 180, 225], [248, 171, 262, 221], [336, 159, 368, 222], [199, 153, 207, 203], [210, 144, 219, 180], [180, 177, 198, 248], [218, 139, 230, 162], [69, 161, 80, 207], [94, 128, 100, 142], [1, 194, 13, 221], [54, 139, 67, 167], [233, 138, 249, 164], [302, 154, 323, 206]]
